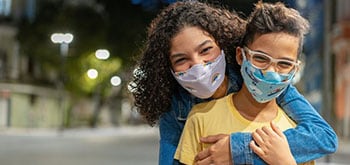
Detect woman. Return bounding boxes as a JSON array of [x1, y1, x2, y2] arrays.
[[129, 1, 337, 164]]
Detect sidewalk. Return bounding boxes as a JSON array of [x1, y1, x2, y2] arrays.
[[0, 125, 159, 165], [316, 137, 350, 164], [336, 138, 350, 155], [1, 126, 349, 164], [0, 125, 159, 138]]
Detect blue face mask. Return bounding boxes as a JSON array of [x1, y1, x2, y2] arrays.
[[240, 49, 296, 103]]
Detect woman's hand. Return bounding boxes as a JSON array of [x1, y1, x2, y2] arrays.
[[195, 134, 233, 165]]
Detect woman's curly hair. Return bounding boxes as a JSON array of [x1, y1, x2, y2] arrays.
[[129, 1, 246, 126]]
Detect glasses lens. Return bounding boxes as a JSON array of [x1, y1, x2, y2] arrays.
[[251, 53, 271, 69], [251, 53, 298, 74], [277, 61, 294, 68], [277, 61, 297, 74], [245, 47, 298, 74]]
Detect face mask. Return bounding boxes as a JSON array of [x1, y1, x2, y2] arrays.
[[171, 50, 226, 99], [240, 49, 296, 103]]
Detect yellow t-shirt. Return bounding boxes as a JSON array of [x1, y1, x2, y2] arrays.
[[174, 93, 314, 165]]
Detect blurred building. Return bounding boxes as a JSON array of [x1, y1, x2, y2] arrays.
[[0, 0, 130, 129], [331, 0, 350, 139], [0, 0, 71, 129]]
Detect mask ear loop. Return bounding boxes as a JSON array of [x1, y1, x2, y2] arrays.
[[283, 60, 301, 80], [241, 47, 247, 61]]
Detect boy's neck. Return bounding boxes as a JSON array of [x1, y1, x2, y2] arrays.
[[232, 84, 279, 122], [211, 76, 228, 99]]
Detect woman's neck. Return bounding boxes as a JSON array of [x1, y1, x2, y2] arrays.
[[232, 84, 279, 122], [211, 76, 228, 99]]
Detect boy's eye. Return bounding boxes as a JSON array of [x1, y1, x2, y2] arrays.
[[252, 54, 269, 63], [277, 61, 293, 68]]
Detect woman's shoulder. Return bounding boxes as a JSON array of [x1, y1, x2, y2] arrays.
[[188, 94, 232, 118]]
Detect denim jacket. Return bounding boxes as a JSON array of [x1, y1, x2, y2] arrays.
[[158, 65, 338, 165]]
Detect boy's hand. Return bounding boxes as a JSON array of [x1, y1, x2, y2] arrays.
[[250, 122, 296, 165]]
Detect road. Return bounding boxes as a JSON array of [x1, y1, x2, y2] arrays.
[[0, 126, 159, 165], [0, 126, 348, 165]]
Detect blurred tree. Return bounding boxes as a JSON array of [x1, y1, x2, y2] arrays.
[[96, 0, 156, 66], [130, 0, 176, 11], [16, 0, 154, 97], [16, 0, 157, 127]]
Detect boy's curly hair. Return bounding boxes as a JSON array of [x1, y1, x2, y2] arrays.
[[129, 1, 246, 126], [242, 1, 310, 55]]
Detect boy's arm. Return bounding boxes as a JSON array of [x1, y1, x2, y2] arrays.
[[250, 122, 297, 165]]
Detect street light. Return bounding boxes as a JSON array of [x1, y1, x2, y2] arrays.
[[51, 33, 74, 56], [110, 76, 121, 87], [50, 32, 74, 131], [95, 49, 110, 60], [87, 68, 98, 79]]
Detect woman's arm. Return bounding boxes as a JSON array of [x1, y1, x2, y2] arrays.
[[277, 85, 338, 163], [159, 110, 183, 165], [159, 89, 193, 165], [231, 85, 337, 164], [197, 85, 338, 164]]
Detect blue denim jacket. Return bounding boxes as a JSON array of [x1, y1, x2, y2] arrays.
[[158, 66, 338, 165]]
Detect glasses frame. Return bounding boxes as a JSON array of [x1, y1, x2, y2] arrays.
[[243, 46, 301, 74]]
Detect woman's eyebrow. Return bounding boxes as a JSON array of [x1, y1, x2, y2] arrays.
[[170, 53, 185, 60], [195, 40, 213, 51], [170, 40, 214, 59]]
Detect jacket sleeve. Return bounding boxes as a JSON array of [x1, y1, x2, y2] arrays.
[[158, 109, 183, 165], [230, 85, 338, 164], [277, 85, 338, 163]]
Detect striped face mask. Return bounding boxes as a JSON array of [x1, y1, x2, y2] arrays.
[[171, 50, 226, 99]]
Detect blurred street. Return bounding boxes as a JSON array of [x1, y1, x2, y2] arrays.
[[0, 126, 159, 165], [317, 138, 350, 165], [0, 1, 349, 164], [0, 126, 349, 165]]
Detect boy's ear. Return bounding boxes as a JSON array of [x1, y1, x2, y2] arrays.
[[236, 47, 243, 66]]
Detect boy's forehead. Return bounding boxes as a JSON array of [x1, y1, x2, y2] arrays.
[[250, 33, 300, 46], [248, 32, 300, 59]]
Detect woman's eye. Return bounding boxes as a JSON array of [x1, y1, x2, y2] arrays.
[[174, 58, 186, 64], [200, 47, 212, 54]]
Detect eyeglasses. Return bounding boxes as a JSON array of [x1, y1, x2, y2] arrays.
[[243, 46, 300, 74]]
